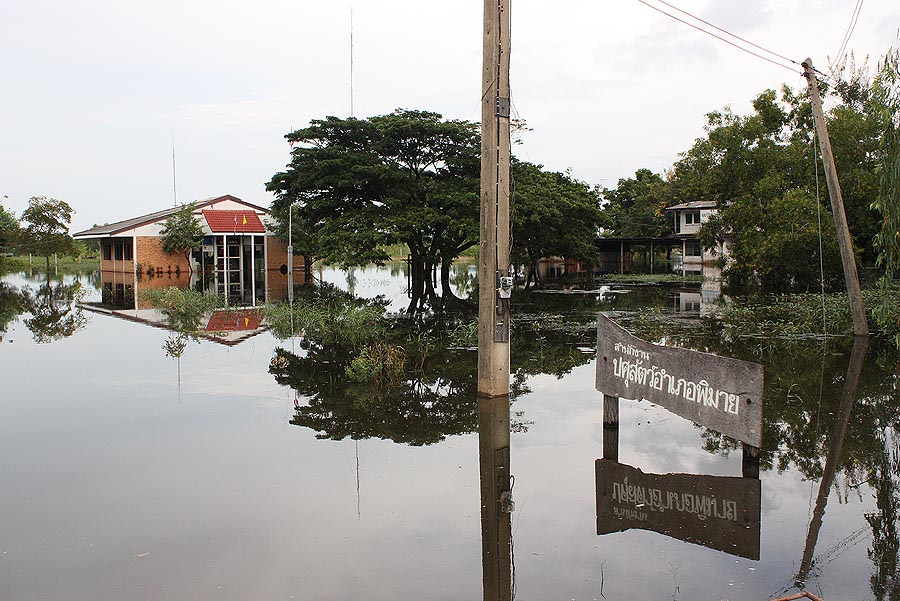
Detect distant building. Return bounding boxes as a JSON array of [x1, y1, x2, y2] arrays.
[[73, 195, 305, 306], [665, 201, 730, 274]]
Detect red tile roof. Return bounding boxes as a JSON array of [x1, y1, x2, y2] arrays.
[[202, 210, 266, 233], [206, 309, 263, 332]]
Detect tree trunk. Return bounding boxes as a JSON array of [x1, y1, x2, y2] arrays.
[[45, 254, 50, 272], [424, 258, 438, 304], [408, 254, 425, 313]]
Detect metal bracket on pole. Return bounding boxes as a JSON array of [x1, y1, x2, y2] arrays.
[[495, 97, 510, 118]]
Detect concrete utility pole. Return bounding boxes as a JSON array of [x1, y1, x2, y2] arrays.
[[803, 58, 869, 337], [478, 0, 512, 397]]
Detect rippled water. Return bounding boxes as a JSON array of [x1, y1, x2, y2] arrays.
[[1, 262, 898, 600]]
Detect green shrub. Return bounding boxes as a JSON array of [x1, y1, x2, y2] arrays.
[[346, 343, 407, 385]]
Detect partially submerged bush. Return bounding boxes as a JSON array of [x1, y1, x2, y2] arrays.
[[267, 296, 385, 347], [723, 285, 900, 343], [346, 343, 407, 386], [142, 286, 222, 332]]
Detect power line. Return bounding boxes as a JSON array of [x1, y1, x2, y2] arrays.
[[636, 0, 802, 75], [833, 0, 864, 71], [652, 0, 801, 68]]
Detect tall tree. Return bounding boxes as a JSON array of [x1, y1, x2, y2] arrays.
[[160, 203, 204, 274], [601, 168, 670, 238], [871, 50, 900, 281], [267, 109, 481, 310], [19, 196, 77, 271], [511, 160, 602, 288], [666, 83, 884, 290]]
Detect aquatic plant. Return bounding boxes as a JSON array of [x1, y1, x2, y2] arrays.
[[346, 343, 407, 386]]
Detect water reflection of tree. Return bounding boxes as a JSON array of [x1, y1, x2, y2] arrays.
[[627, 316, 900, 483], [0, 282, 26, 342], [269, 285, 597, 445], [867, 428, 900, 601], [23, 277, 87, 343]]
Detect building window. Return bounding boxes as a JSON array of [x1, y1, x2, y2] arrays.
[[685, 241, 702, 257], [123, 240, 132, 260], [684, 211, 702, 225], [102, 239, 112, 260]]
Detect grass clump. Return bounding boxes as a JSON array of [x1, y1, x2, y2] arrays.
[[267, 296, 385, 347], [723, 285, 900, 342], [595, 273, 705, 285], [346, 343, 407, 385]]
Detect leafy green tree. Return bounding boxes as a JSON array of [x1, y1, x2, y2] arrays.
[[19, 196, 77, 271], [600, 168, 670, 237], [511, 160, 602, 288], [0, 201, 19, 254], [267, 109, 482, 309], [160, 203, 204, 274], [871, 50, 900, 281], [666, 82, 885, 290]]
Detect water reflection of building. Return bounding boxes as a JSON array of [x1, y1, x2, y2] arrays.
[[81, 297, 267, 346], [73, 195, 306, 306], [670, 265, 724, 316]]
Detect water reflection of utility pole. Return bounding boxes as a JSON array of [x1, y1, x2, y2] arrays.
[[796, 335, 869, 586], [478, 396, 512, 601]]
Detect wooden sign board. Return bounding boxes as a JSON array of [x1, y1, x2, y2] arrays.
[[596, 459, 761, 560], [596, 314, 764, 447]]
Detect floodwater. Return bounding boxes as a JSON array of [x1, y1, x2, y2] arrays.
[[1, 262, 898, 601]]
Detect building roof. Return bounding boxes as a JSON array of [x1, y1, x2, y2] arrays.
[[73, 195, 269, 239], [202, 210, 266, 234], [665, 200, 720, 211]]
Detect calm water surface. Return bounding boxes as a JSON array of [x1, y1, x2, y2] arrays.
[[1, 263, 898, 600]]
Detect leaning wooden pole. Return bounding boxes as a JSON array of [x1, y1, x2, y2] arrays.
[[478, 0, 512, 396], [803, 58, 869, 337]]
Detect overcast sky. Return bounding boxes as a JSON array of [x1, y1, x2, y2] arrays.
[[2, 0, 898, 231]]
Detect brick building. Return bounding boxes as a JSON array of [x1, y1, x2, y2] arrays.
[[73, 195, 305, 307]]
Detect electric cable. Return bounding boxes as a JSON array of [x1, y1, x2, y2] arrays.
[[833, 0, 865, 72], [636, 0, 801, 74], [651, 0, 802, 68]]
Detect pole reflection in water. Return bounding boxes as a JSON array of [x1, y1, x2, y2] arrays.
[[796, 335, 869, 586], [478, 395, 513, 601]]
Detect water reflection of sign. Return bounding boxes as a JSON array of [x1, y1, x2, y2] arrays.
[[596, 459, 761, 560], [595, 314, 764, 446]]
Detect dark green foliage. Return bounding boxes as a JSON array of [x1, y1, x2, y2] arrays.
[[267, 110, 480, 306], [600, 168, 670, 237], [0, 202, 19, 254], [511, 160, 603, 287], [603, 60, 896, 292], [703, 189, 845, 291], [268, 110, 603, 302]]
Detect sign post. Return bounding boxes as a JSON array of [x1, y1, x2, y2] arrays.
[[596, 314, 764, 447]]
